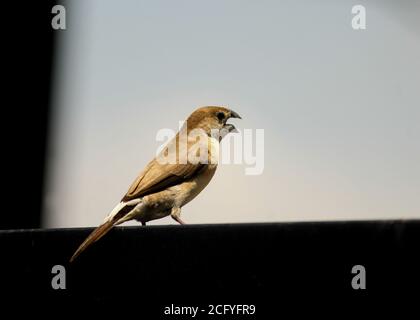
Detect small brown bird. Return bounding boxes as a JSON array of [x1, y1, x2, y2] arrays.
[[70, 106, 241, 262]]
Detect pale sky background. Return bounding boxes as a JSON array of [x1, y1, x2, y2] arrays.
[[44, 0, 420, 228]]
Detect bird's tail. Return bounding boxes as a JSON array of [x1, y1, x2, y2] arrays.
[[69, 220, 115, 263], [69, 199, 142, 263]]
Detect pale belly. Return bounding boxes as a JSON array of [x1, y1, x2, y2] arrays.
[[138, 164, 217, 222], [173, 164, 217, 207]]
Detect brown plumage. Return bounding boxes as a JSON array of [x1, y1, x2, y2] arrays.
[[70, 106, 241, 262]]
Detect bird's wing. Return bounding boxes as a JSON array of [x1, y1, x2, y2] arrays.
[[121, 160, 205, 202]]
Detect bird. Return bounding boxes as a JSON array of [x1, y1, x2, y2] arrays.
[[70, 106, 241, 262]]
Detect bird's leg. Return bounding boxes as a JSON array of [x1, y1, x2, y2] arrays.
[[170, 207, 186, 225]]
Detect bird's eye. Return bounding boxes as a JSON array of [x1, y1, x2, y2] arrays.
[[216, 112, 225, 121]]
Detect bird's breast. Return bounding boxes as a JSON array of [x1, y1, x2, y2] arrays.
[[173, 164, 217, 207]]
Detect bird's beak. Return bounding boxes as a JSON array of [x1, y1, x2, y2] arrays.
[[230, 125, 239, 133], [221, 109, 241, 138], [220, 124, 238, 140], [229, 110, 242, 119], [226, 124, 239, 133]]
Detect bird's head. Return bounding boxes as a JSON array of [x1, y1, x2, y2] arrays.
[[185, 106, 241, 138]]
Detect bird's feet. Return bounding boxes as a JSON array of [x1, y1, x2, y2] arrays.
[[170, 207, 186, 225], [172, 216, 186, 225]]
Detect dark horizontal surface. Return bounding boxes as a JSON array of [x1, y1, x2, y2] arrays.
[[0, 220, 419, 315]]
